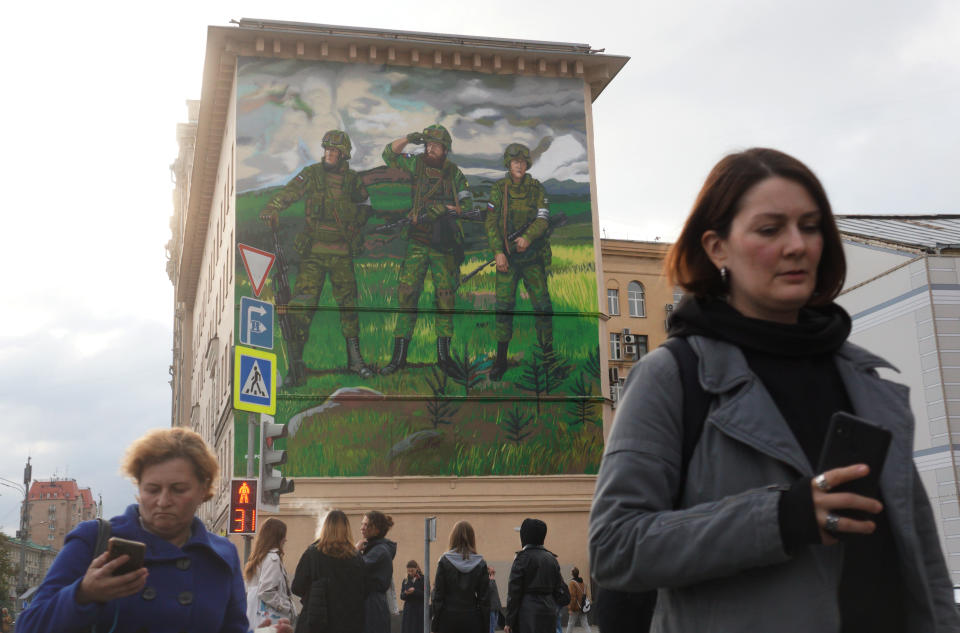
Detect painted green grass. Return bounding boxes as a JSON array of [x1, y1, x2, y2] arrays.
[[233, 195, 603, 477]]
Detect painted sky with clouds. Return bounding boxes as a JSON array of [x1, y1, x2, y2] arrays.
[[236, 58, 589, 192]]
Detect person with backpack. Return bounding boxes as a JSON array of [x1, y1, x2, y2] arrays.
[[431, 521, 489, 633], [589, 148, 960, 633]]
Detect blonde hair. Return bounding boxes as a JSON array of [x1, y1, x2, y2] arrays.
[[317, 510, 357, 559], [244, 517, 287, 581], [121, 427, 219, 501]]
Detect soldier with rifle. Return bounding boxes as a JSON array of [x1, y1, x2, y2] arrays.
[[259, 129, 375, 383], [484, 143, 555, 381], [379, 124, 473, 376]]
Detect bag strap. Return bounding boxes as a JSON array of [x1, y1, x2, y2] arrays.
[[93, 518, 111, 558], [660, 337, 712, 503]]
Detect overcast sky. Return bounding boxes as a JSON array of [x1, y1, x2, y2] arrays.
[[0, 0, 957, 536]]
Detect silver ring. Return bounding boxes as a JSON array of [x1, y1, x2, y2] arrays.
[[824, 513, 841, 534], [814, 473, 830, 492]]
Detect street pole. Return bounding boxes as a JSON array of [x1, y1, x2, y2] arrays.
[[244, 413, 256, 564], [423, 517, 436, 633], [17, 457, 31, 599]]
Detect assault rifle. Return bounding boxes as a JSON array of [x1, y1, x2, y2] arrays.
[[460, 211, 569, 284], [271, 228, 305, 387], [369, 206, 486, 234]]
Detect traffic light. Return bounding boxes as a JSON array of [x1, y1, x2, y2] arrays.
[[229, 479, 258, 534], [260, 415, 294, 512]]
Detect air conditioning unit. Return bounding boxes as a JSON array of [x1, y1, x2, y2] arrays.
[[609, 367, 619, 383], [625, 344, 638, 356], [623, 334, 636, 345]]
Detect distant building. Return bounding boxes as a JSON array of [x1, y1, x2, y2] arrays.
[[836, 214, 960, 583], [26, 479, 98, 552], [600, 239, 676, 404], [1, 537, 57, 607]]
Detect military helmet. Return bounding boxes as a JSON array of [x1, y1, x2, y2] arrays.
[[503, 143, 532, 168], [322, 129, 352, 160], [422, 124, 452, 151]]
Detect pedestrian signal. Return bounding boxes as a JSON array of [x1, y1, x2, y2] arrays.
[[229, 479, 258, 534]]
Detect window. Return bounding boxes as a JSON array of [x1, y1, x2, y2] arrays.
[[607, 288, 620, 315], [636, 335, 649, 358], [628, 281, 646, 317], [609, 332, 622, 360]]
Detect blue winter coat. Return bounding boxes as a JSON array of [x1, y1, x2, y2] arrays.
[[17, 503, 249, 633]]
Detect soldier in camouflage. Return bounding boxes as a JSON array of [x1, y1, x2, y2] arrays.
[[484, 143, 554, 381], [259, 129, 375, 382], [379, 124, 473, 376]]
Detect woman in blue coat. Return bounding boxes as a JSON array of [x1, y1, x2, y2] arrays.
[[16, 427, 252, 633]]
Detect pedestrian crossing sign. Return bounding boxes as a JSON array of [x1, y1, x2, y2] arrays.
[[234, 345, 277, 414]]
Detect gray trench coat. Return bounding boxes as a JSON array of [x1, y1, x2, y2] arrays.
[[589, 335, 960, 632]]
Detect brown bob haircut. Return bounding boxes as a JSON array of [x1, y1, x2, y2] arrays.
[[664, 147, 845, 304], [121, 427, 219, 501]]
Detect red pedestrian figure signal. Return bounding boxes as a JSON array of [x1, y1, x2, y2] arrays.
[[230, 479, 258, 534]]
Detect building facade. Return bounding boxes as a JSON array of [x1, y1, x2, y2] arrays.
[[26, 479, 97, 552], [600, 239, 676, 405], [835, 214, 960, 583], [2, 537, 57, 605], [168, 18, 627, 583]]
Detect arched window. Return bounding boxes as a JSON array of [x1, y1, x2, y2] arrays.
[[628, 281, 646, 317]]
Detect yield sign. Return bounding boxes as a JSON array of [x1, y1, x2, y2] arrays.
[[238, 244, 276, 297]]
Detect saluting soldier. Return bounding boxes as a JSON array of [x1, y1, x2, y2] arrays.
[[259, 129, 375, 382], [379, 124, 473, 376], [485, 143, 554, 381]]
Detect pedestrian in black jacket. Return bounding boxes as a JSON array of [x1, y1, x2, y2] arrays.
[[505, 518, 567, 633], [432, 521, 490, 633], [292, 510, 365, 633], [357, 511, 397, 633], [400, 560, 424, 633]]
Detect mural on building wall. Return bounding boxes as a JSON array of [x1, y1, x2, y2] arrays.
[[234, 57, 603, 477]]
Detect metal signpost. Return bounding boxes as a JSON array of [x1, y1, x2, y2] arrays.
[[424, 516, 437, 633]]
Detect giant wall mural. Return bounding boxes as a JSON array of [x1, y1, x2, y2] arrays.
[[234, 57, 603, 477]]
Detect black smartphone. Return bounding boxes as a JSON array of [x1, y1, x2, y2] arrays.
[[816, 411, 892, 520], [106, 536, 146, 576]]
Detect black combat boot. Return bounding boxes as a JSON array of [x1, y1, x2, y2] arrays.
[[286, 340, 307, 387], [380, 337, 410, 375], [489, 341, 510, 381], [437, 336, 454, 375], [345, 337, 374, 379]]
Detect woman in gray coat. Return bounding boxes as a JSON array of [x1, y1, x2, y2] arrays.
[[589, 148, 960, 633]]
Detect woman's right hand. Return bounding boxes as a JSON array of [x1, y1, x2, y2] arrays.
[[811, 464, 883, 545], [75, 551, 148, 605]]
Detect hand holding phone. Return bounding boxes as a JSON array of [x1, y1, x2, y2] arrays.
[[817, 412, 891, 515], [106, 537, 146, 576]]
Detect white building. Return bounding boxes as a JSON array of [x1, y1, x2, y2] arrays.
[[837, 214, 960, 582]]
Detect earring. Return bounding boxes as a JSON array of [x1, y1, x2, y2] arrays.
[[720, 266, 730, 286]]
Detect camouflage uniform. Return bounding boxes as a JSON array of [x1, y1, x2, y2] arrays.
[[379, 125, 473, 375], [485, 145, 553, 380], [261, 130, 374, 380]]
